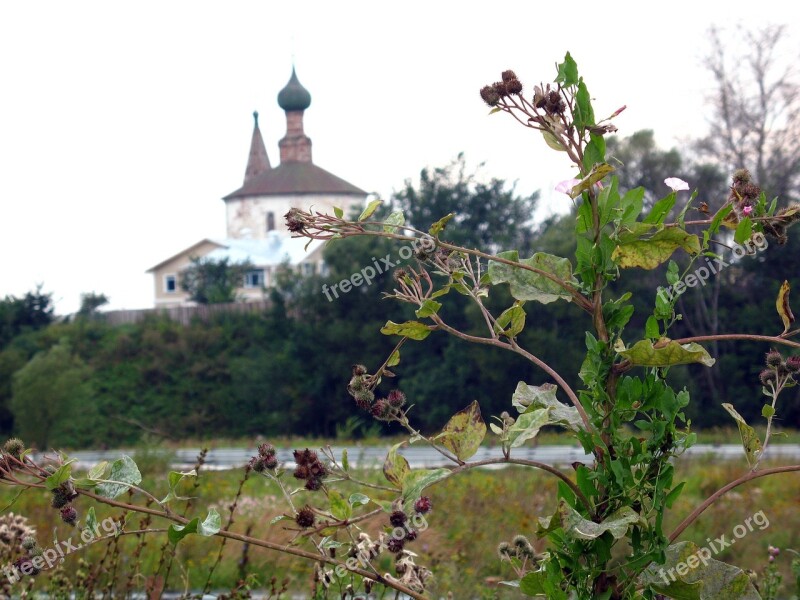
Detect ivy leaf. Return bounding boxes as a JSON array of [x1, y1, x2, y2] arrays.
[[435, 400, 486, 461], [383, 210, 405, 233], [494, 304, 526, 337], [721, 403, 762, 467], [512, 382, 584, 432], [382, 442, 409, 487], [488, 251, 572, 304], [639, 541, 761, 599], [612, 227, 700, 270], [358, 198, 382, 221], [329, 490, 351, 521], [95, 456, 142, 499], [402, 469, 450, 504], [380, 320, 432, 341], [507, 408, 551, 448], [776, 280, 794, 334], [618, 339, 715, 367], [429, 213, 454, 236]]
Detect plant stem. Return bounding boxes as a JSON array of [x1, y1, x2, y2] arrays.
[[668, 464, 800, 542]]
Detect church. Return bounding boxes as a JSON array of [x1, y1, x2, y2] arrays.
[[147, 68, 367, 306]]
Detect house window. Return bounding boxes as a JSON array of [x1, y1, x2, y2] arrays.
[[266, 212, 275, 232], [302, 262, 315, 276], [244, 269, 265, 288], [164, 274, 177, 293]]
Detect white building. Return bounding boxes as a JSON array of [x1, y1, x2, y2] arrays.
[[148, 68, 367, 306]]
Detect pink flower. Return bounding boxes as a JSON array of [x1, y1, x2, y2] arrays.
[[743, 205, 753, 216], [555, 178, 581, 197], [664, 177, 690, 192]]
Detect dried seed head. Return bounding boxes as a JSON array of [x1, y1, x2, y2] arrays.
[[786, 355, 800, 373], [505, 79, 523, 95], [258, 443, 276, 457], [414, 496, 432, 514], [387, 537, 405, 554], [293, 448, 318, 466], [732, 169, 751, 184], [305, 477, 323, 491], [60, 505, 78, 526], [497, 541, 511, 559], [3, 438, 24, 458], [389, 510, 408, 527], [501, 70, 518, 83], [263, 454, 279, 470], [371, 399, 392, 420], [759, 369, 777, 386], [354, 388, 375, 411], [765, 351, 783, 368], [387, 389, 407, 409], [405, 528, 418, 542], [352, 364, 368, 377], [295, 506, 315, 528], [479, 85, 501, 107]]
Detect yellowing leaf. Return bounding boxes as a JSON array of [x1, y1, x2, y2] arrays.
[[721, 403, 762, 467], [487, 251, 573, 304], [429, 213, 454, 236], [618, 339, 715, 367], [382, 442, 409, 487], [436, 400, 486, 461], [612, 227, 700, 270], [776, 280, 794, 334], [570, 163, 615, 197], [358, 198, 382, 221], [380, 320, 432, 341]]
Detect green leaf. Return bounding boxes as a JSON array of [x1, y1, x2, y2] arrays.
[[541, 130, 566, 152], [512, 382, 584, 432], [436, 400, 486, 461], [709, 204, 733, 234], [168, 509, 220, 545], [386, 350, 401, 367], [776, 280, 794, 334], [619, 187, 645, 226], [415, 299, 442, 319], [488, 251, 572, 304], [612, 227, 700, 270], [574, 81, 595, 131], [618, 339, 715, 368], [734, 217, 752, 244], [341, 448, 349, 472], [643, 193, 676, 225], [382, 443, 410, 487], [762, 404, 775, 418], [665, 482, 686, 509], [349, 493, 370, 508], [45, 461, 75, 490], [494, 304, 526, 337], [333, 206, 344, 219], [383, 210, 405, 233], [162, 469, 197, 503], [555, 52, 579, 86], [429, 213, 454, 236], [380, 320, 432, 341], [88, 461, 109, 481], [329, 490, 351, 521], [507, 408, 551, 448], [721, 403, 762, 467], [402, 468, 450, 504], [519, 570, 548, 595], [639, 541, 761, 599], [84, 506, 98, 535], [358, 198, 382, 221], [95, 456, 142, 499], [559, 500, 640, 540], [645, 316, 660, 339]]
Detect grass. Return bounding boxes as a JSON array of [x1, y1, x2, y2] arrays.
[[1, 448, 798, 597]]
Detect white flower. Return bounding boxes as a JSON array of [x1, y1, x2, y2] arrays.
[[664, 177, 690, 192], [555, 178, 581, 196]]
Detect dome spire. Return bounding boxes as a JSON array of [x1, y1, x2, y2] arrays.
[[243, 110, 271, 183], [278, 66, 312, 164]]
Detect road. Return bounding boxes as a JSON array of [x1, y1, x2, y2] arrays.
[[52, 443, 800, 471]]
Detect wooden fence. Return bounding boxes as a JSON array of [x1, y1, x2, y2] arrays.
[[97, 300, 273, 326]]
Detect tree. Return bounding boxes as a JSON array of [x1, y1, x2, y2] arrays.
[[392, 153, 539, 253], [180, 256, 254, 304], [77, 292, 109, 317], [698, 24, 800, 202], [10, 339, 95, 448], [0, 286, 54, 348]]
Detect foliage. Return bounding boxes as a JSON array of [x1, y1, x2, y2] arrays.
[[180, 256, 255, 304], [0, 285, 54, 349], [77, 291, 109, 317], [2, 50, 800, 600]]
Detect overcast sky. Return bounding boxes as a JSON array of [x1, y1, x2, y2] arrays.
[[1, 1, 798, 314]]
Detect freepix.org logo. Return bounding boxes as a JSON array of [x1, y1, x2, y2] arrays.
[[321, 235, 436, 302]]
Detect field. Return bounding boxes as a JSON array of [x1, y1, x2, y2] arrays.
[[1, 439, 798, 598]]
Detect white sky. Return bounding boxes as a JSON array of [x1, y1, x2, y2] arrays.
[[1, 1, 798, 314]]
